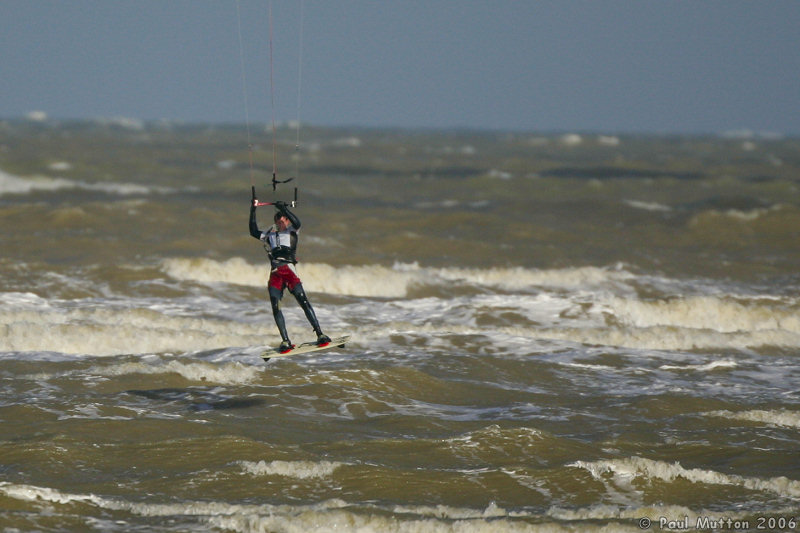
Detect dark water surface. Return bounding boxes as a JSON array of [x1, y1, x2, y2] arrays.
[[1, 122, 799, 531]]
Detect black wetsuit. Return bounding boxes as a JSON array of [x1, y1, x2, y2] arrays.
[[249, 201, 324, 345]]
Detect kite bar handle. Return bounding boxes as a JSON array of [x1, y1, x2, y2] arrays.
[[252, 187, 298, 208], [254, 200, 296, 208]]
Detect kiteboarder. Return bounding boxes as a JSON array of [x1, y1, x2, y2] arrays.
[[250, 197, 330, 353]]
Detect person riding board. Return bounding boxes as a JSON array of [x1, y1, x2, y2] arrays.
[[250, 197, 330, 353]]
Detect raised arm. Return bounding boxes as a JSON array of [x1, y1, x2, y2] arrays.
[[249, 198, 261, 238], [275, 201, 301, 230]]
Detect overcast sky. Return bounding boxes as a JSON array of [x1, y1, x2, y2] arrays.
[[2, 0, 799, 134]]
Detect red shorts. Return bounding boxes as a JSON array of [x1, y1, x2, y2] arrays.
[[268, 264, 301, 292]]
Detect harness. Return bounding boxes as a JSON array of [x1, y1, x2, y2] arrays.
[[263, 225, 298, 268]]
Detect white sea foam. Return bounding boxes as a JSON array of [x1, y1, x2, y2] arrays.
[[48, 161, 73, 171], [91, 360, 261, 385], [0, 295, 268, 356], [572, 456, 800, 499], [538, 324, 800, 351], [721, 207, 775, 221], [584, 294, 800, 347], [597, 135, 621, 146], [14, 353, 264, 385], [162, 257, 414, 297], [6, 257, 799, 360], [546, 502, 779, 529], [0, 481, 557, 533], [623, 199, 672, 212], [3, 281, 798, 359], [659, 360, 738, 372], [0, 168, 170, 196], [0, 169, 75, 195], [162, 257, 268, 287], [239, 460, 342, 479], [161, 257, 634, 297], [431, 264, 634, 291], [0, 291, 52, 307], [705, 409, 800, 429], [606, 295, 800, 334], [4, 478, 780, 532], [689, 204, 783, 225], [560, 133, 583, 146]]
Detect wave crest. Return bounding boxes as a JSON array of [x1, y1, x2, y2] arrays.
[[161, 257, 632, 298]]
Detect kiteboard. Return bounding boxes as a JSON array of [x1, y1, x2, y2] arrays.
[[261, 335, 350, 361]]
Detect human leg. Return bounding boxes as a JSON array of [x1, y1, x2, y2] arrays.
[[289, 283, 329, 344], [268, 286, 292, 351]]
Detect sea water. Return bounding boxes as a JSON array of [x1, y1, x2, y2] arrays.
[[1, 122, 799, 532]]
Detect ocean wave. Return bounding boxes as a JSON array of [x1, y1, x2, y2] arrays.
[[445, 425, 547, 462], [606, 294, 800, 334], [239, 460, 343, 479], [5, 478, 792, 533], [90, 359, 262, 385], [14, 360, 262, 385], [658, 360, 738, 372], [161, 257, 634, 298], [354, 317, 800, 352], [546, 503, 794, 529], [5, 258, 800, 359], [705, 409, 800, 429], [0, 168, 171, 196], [624, 199, 672, 212], [0, 294, 267, 356], [0, 481, 564, 533], [690, 205, 784, 223], [162, 257, 414, 297], [3, 287, 799, 358], [571, 456, 800, 499], [537, 324, 800, 351]]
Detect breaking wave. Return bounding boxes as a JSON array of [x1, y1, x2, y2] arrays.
[[0, 292, 265, 356], [572, 456, 800, 499], [239, 460, 343, 479], [0, 168, 171, 196], [0, 481, 553, 533], [161, 257, 634, 298], [705, 409, 800, 429]]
